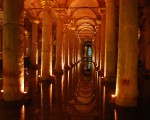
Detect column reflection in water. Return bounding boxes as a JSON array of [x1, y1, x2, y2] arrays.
[[54, 74, 63, 110], [102, 84, 115, 120], [61, 74, 65, 108], [28, 69, 39, 95], [63, 70, 69, 110], [69, 69, 73, 100], [0, 105, 23, 120], [73, 66, 77, 91], [40, 80, 51, 120], [113, 106, 138, 120], [20, 105, 25, 120]]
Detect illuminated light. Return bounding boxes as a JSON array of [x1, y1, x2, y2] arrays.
[[38, 75, 41, 77], [21, 105, 25, 120], [114, 109, 117, 120], [61, 74, 64, 103], [111, 94, 116, 98], [111, 94, 116, 103], [24, 91, 27, 94], [50, 84, 52, 109], [21, 77, 24, 93], [101, 76, 104, 78], [1, 90, 3, 93]]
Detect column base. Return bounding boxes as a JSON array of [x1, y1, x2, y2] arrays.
[[54, 69, 63, 75], [64, 65, 72, 70], [0, 98, 27, 107], [28, 64, 40, 70], [39, 75, 55, 84], [115, 96, 137, 107]]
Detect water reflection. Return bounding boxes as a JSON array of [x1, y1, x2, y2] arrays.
[[40, 80, 51, 120], [0, 61, 142, 120]]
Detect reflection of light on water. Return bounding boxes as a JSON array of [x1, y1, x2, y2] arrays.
[[41, 84, 43, 108], [114, 109, 117, 120], [21, 105, 25, 120], [68, 71, 70, 85], [61, 74, 64, 103], [103, 86, 106, 119], [50, 84, 52, 109], [36, 70, 38, 90]]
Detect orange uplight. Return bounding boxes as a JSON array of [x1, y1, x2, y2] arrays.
[[38, 75, 41, 78], [24, 91, 27, 94], [1, 90, 3, 93], [111, 94, 116, 98], [111, 94, 116, 103]]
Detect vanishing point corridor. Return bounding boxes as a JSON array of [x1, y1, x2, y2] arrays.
[[0, 0, 150, 120]]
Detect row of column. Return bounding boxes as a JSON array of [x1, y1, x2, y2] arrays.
[[95, 0, 150, 107], [2, 0, 82, 101]]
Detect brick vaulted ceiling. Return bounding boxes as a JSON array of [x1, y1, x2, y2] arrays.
[[0, 0, 148, 41]]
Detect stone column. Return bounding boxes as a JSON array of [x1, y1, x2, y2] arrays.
[[30, 20, 40, 67], [3, 0, 24, 101], [55, 15, 64, 73], [100, 14, 106, 75], [64, 26, 69, 69], [115, 0, 138, 107], [92, 39, 96, 63], [71, 31, 75, 65], [40, 80, 51, 120], [76, 34, 81, 62], [75, 37, 79, 62], [24, 30, 29, 57], [96, 26, 101, 69], [41, 0, 53, 78], [104, 0, 116, 82], [69, 30, 73, 66], [67, 30, 71, 67], [145, 2, 150, 76]]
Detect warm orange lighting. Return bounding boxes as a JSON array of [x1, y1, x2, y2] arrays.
[[111, 94, 116, 98], [24, 91, 27, 94], [21, 105, 25, 120], [50, 84, 52, 109], [1, 90, 3, 93], [111, 94, 116, 103], [21, 76, 24, 93], [101, 76, 104, 78]]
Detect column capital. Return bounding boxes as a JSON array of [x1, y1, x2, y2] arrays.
[[54, 8, 67, 19], [41, 0, 53, 8]]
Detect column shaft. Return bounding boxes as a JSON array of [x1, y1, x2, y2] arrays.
[[3, 0, 24, 101], [104, 0, 116, 81], [100, 15, 106, 73], [64, 28, 69, 68], [31, 21, 39, 66], [145, 4, 150, 72], [41, 5, 53, 77], [115, 0, 138, 107], [55, 17, 63, 72]]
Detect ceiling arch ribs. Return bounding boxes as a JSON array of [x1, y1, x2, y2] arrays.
[[77, 28, 94, 35], [78, 30, 94, 36]]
